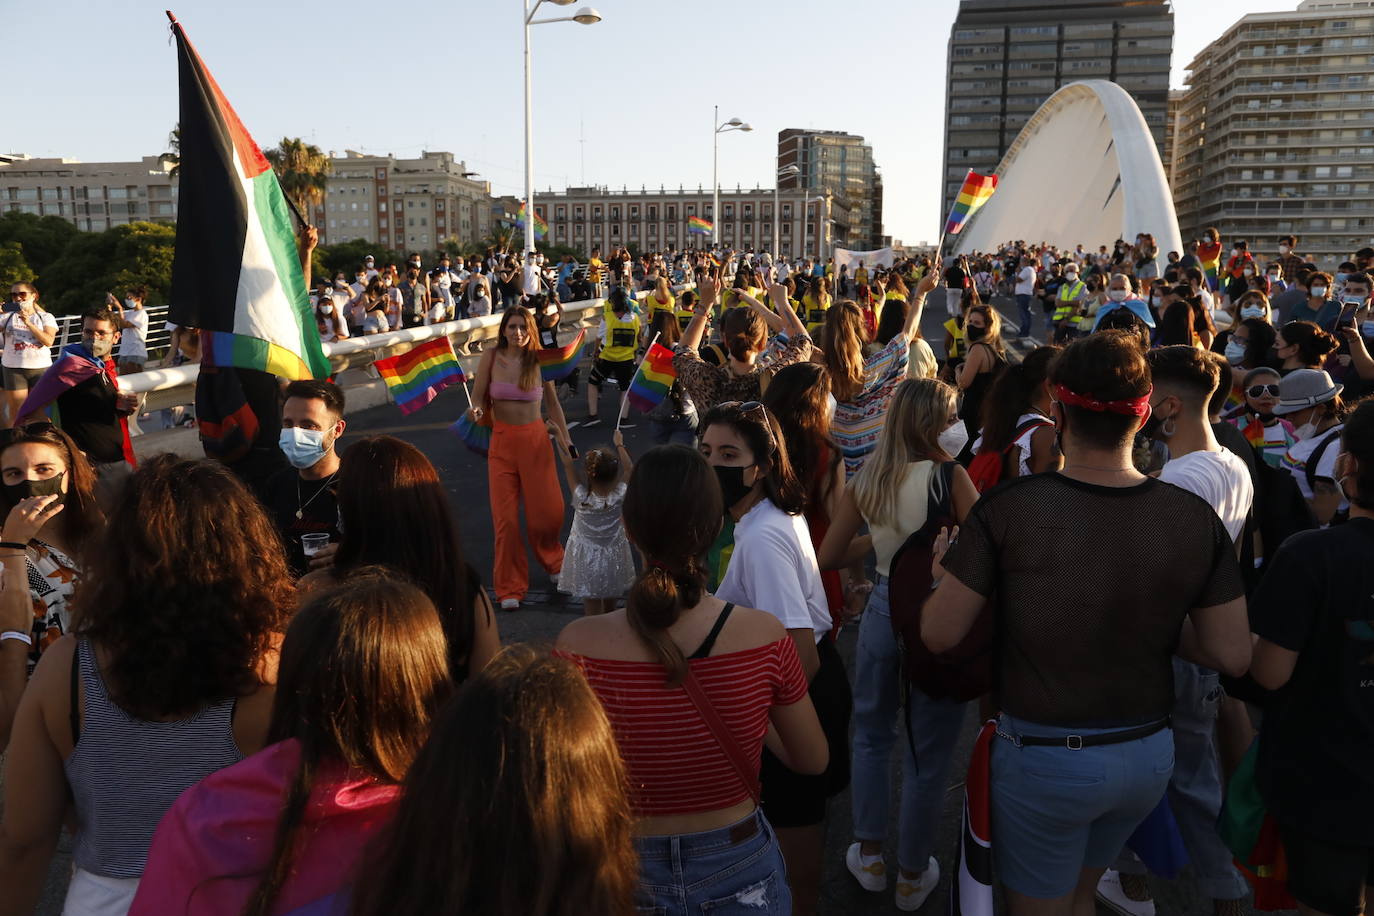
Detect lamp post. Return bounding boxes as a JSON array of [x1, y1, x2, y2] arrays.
[[712, 105, 751, 248], [523, 0, 601, 260], [775, 164, 799, 260]]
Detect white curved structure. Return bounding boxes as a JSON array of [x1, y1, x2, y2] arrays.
[[952, 80, 1181, 257]]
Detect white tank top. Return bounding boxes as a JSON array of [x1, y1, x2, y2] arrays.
[[867, 460, 935, 578]]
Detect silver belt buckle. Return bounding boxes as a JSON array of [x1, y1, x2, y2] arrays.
[[1066, 735, 1084, 751]]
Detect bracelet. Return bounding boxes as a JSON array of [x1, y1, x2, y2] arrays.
[[0, 630, 32, 646], [0, 541, 28, 551]]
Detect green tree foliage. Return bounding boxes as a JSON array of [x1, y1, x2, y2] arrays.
[[314, 238, 406, 280], [0, 212, 80, 279], [0, 242, 36, 290], [264, 138, 331, 220], [41, 222, 176, 316], [161, 124, 181, 179]]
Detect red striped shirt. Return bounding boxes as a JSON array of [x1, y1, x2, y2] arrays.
[[559, 639, 809, 816]]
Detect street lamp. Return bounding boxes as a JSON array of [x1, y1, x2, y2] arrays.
[[713, 106, 751, 248], [523, 0, 601, 260], [775, 163, 800, 259]]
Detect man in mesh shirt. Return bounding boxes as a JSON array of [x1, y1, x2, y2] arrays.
[[923, 332, 1252, 916]]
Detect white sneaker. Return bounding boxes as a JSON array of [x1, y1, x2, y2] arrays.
[[1095, 869, 1156, 916], [844, 843, 886, 892], [500, 598, 520, 611], [895, 856, 939, 912]]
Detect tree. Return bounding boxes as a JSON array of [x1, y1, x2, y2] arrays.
[[314, 238, 406, 280], [264, 138, 331, 220], [0, 212, 80, 279], [161, 124, 181, 179], [0, 243, 35, 290], [41, 222, 176, 316]]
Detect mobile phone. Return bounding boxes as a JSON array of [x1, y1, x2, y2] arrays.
[[1337, 302, 1358, 329], [2, 301, 18, 314], [567, 444, 579, 459]]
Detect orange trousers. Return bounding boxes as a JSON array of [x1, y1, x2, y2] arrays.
[[489, 418, 565, 602]]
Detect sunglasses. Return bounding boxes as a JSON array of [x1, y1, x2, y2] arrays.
[[1247, 384, 1281, 398], [0, 421, 57, 447]]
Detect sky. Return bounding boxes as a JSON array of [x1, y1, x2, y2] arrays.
[[4, 0, 1303, 246]]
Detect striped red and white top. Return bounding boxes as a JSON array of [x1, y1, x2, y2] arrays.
[[560, 638, 809, 816]]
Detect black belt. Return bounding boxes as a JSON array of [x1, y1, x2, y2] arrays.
[[729, 815, 760, 845], [1002, 717, 1170, 750]]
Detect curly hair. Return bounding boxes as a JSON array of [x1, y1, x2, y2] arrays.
[[73, 455, 294, 719]]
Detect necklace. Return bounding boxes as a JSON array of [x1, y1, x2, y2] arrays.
[[1063, 463, 1135, 473], [296, 472, 338, 520]]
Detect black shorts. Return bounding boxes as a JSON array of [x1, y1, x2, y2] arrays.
[[759, 637, 852, 828], [1279, 821, 1374, 916], [2, 365, 44, 392], [589, 357, 634, 389]]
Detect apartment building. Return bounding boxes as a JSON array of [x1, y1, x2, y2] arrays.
[[1172, 0, 1374, 266], [776, 129, 884, 249], [0, 154, 177, 229]]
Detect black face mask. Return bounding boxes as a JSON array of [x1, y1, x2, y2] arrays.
[[966, 325, 987, 341], [713, 464, 756, 509], [2, 472, 67, 512]]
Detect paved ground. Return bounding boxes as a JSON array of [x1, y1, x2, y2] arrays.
[[5, 293, 1279, 914]]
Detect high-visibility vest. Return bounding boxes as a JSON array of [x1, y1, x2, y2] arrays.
[[601, 307, 640, 362], [1053, 280, 1086, 321], [804, 293, 830, 332]]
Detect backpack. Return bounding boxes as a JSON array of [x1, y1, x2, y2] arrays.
[[888, 461, 992, 702], [966, 417, 1053, 493]]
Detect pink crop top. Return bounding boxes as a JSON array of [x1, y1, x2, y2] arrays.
[[489, 381, 542, 402]]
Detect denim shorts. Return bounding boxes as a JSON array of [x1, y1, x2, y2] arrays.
[[990, 714, 1174, 899], [634, 810, 790, 915]]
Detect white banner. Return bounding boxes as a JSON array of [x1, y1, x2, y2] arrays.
[[834, 246, 895, 272]]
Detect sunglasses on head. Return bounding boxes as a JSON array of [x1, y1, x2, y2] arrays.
[[1247, 384, 1281, 398]]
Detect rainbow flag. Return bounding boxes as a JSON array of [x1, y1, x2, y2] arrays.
[[943, 170, 998, 236], [688, 216, 713, 235], [450, 412, 491, 457], [373, 337, 465, 415], [537, 328, 587, 383], [626, 341, 677, 412], [516, 202, 548, 240]]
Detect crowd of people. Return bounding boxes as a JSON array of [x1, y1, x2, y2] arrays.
[[0, 223, 1369, 916]]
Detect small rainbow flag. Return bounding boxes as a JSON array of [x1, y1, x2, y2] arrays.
[[516, 202, 548, 240], [450, 411, 491, 456], [688, 215, 713, 235], [373, 337, 465, 415], [537, 328, 587, 383], [626, 341, 677, 412], [943, 170, 998, 236]]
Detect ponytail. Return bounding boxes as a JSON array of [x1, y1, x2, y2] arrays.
[[625, 558, 706, 687]]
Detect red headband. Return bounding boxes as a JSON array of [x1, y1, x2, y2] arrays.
[[1053, 383, 1153, 418]]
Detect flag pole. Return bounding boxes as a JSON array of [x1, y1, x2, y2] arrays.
[[616, 330, 661, 430]]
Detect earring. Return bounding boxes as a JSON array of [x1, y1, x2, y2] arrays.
[[1161, 416, 1177, 438]]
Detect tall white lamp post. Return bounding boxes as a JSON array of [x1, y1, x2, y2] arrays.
[[712, 105, 751, 248]]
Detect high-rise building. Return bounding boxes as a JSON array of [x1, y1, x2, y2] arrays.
[[315, 150, 493, 251], [0, 154, 178, 230], [1164, 88, 1185, 190], [777, 129, 883, 248], [941, 0, 1174, 224], [1172, 0, 1374, 268]]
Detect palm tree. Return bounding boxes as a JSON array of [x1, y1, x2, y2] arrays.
[[264, 138, 331, 218], [161, 125, 181, 178]]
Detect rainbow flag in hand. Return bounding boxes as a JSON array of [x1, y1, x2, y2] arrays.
[[944, 170, 998, 236], [626, 341, 677, 412], [516, 203, 548, 240], [537, 328, 587, 383], [450, 412, 491, 456], [373, 337, 465, 415], [688, 216, 713, 235]]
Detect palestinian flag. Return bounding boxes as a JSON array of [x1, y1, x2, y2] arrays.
[[166, 13, 329, 381], [951, 720, 995, 916]]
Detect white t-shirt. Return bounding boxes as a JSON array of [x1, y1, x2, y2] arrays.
[[1015, 265, 1036, 296], [1283, 425, 1346, 507], [1160, 447, 1253, 543], [715, 498, 832, 641], [2, 310, 57, 369], [118, 308, 149, 360], [522, 264, 541, 296]]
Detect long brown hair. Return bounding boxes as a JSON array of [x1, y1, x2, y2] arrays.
[[74, 455, 293, 718], [700, 401, 806, 515], [719, 306, 766, 361], [0, 423, 102, 559], [497, 305, 541, 390], [350, 646, 637, 916], [241, 569, 453, 916], [334, 436, 487, 681], [762, 362, 838, 514], [622, 446, 723, 685], [822, 301, 868, 402]]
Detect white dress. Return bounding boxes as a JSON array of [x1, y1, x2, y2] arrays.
[[557, 482, 635, 599]]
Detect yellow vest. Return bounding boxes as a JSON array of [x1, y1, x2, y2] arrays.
[[1053, 280, 1086, 321], [855, 268, 869, 285], [601, 307, 640, 362], [649, 292, 675, 315], [804, 293, 830, 333], [943, 318, 967, 359]]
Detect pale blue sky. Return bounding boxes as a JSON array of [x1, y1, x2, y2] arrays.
[[4, 0, 1300, 243]]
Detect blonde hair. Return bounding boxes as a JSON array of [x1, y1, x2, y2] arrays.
[[849, 378, 957, 527]]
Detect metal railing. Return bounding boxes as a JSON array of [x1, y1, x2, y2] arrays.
[[50, 303, 174, 362]]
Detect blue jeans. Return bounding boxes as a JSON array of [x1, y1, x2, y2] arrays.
[[1114, 659, 1248, 900], [850, 577, 968, 872], [992, 714, 1174, 899], [635, 810, 790, 915], [651, 414, 698, 446], [1015, 293, 1033, 337]]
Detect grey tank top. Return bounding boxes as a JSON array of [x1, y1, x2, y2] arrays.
[[63, 638, 243, 878]]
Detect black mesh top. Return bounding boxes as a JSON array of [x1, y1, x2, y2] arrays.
[[944, 474, 1244, 727]]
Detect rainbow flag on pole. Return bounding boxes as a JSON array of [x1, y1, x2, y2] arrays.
[[373, 337, 465, 414], [943, 170, 998, 236], [537, 328, 587, 383], [688, 216, 713, 235], [517, 202, 548, 240], [626, 341, 677, 412]]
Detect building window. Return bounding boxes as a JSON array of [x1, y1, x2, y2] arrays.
[[556, 206, 566, 219], [666, 205, 676, 219], [611, 207, 621, 219]]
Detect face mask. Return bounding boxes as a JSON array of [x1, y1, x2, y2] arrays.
[[279, 426, 330, 470], [1268, 273, 1281, 282], [1363, 321, 1374, 338], [2, 471, 66, 512], [410, 260, 421, 268], [1292, 421, 1317, 442], [83, 335, 113, 358], [1107, 288, 1129, 302], [1337, 273, 1349, 284], [1232, 249, 1241, 258], [1243, 268, 1255, 277], [1311, 286, 1327, 298], [1225, 339, 1246, 363], [1064, 272, 1078, 281], [1149, 294, 1160, 307], [713, 463, 756, 508], [123, 298, 136, 310], [966, 325, 987, 341], [1241, 305, 1266, 320], [1141, 410, 1166, 441], [320, 305, 334, 316], [356, 276, 366, 284]]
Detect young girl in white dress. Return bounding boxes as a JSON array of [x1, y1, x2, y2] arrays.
[[550, 427, 635, 614]]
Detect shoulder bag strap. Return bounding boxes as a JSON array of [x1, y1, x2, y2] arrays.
[[681, 668, 762, 805]]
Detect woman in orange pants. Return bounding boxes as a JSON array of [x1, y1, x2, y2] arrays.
[[469, 305, 571, 609]]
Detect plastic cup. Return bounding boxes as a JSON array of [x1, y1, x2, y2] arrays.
[[301, 532, 331, 557]]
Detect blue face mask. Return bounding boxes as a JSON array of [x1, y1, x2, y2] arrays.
[[1224, 339, 1246, 363], [1241, 305, 1266, 320], [278, 426, 330, 470]]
